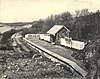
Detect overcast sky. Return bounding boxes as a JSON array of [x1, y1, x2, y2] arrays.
[[0, 0, 100, 23]]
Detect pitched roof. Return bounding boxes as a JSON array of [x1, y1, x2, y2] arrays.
[[47, 25, 70, 35]]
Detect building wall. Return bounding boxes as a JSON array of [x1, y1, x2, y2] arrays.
[[55, 27, 70, 44]]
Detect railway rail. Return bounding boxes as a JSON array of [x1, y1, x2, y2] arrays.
[[11, 33, 31, 57]]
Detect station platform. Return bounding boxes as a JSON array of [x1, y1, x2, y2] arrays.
[[23, 37, 88, 77]]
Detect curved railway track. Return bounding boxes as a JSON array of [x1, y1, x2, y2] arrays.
[[12, 33, 30, 51], [11, 33, 31, 58], [11, 33, 41, 59]]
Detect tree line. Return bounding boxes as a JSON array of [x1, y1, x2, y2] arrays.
[[22, 9, 100, 41]]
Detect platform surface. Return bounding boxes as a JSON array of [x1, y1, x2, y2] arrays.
[[25, 37, 87, 76]]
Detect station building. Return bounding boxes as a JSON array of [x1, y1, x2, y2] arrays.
[[47, 25, 70, 44]]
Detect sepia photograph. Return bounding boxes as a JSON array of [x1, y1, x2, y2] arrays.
[[0, 0, 100, 79]]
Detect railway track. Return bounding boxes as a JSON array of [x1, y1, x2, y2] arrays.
[[11, 33, 32, 58], [11, 33, 41, 59]]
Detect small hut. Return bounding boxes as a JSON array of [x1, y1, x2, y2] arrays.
[[47, 25, 70, 44]]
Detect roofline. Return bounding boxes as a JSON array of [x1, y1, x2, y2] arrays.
[[47, 25, 70, 36], [63, 26, 70, 32]]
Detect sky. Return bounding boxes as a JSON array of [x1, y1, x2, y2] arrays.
[[0, 0, 100, 23]]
